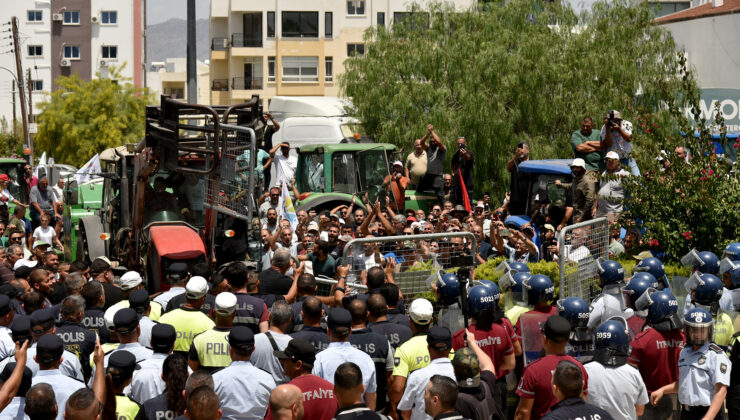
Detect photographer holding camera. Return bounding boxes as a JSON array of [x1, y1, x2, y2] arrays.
[[451, 137, 474, 209], [601, 110, 640, 176]]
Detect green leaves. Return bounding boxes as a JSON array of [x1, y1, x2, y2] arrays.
[[35, 64, 153, 167], [340, 0, 685, 199]]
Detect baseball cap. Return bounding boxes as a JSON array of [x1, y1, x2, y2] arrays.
[[401, 240, 417, 250], [0, 295, 12, 317], [0, 284, 22, 300], [119, 271, 143, 291], [128, 289, 150, 314], [427, 326, 452, 351], [570, 158, 586, 169], [185, 276, 209, 299], [406, 216, 417, 223], [409, 298, 433, 325], [274, 338, 317, 367], [0, 174, 9, 182], [475, 202, 485, 209], [307, 222, 319, 232], [227, 326, 255, 351], [544, 224, 556, 232], [11, 316, 31, 343], [90, 258, 111, 274], [453, 205, 467, 213], [329, 213, 340, 220], [167, 262, 189, 278], [214, 292, 238, 316], [605, 151, 620, 160], [113, 308, 139, 334], [0, 363, 31, 393], [393, 160, 403, 167], [36, 334, 64, 364], [541, 315, 571, 343], [30, 309, 56, 334], [327, 308, 352, 336], [338, 234, 352, 243], [14, 266, 33, 279], [32, 241, 50, 250], [452, 348, 481, 388], [107, 350, 140, 378], [605, 110, 622, 119], [150, 323, 177, 353], [633, 250, 653, 261]]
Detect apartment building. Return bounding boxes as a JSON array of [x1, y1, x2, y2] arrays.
[[209, 0, 475, 108], [0, 0, 143, 122]]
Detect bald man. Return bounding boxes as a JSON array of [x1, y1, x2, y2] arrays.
[[269, 384, 304, 420], [185, 385, 222, 420]]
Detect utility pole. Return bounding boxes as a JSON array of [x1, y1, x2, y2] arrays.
[[11, 16, 30, 161], [27, 68, 34, 159], [186, 0, 197, 103], [12, 80, 17, 138]]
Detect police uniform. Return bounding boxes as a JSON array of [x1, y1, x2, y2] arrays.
[[213, 360, 276, 420], [392, 335, 431, 379], [232, 292, 269, 334], [369, 320, 413, 351], [290, 325, 330, 352], [142, 392, 176, 420], [3, 343, 84, 380], [290, 296, 328, 332], [350, 328, 394, 412], [138, 315, 156, 348], [387, 308, 410, 327], [189, 327, 232, 372], [313, 341, 378, 394], [153, 286, 186, 311], [130, 352, 168, 404], [398, 358, 456, 420], [0, 325, 15, 361], [88, 342, 153, 388], [55, 320, 96, 379], [677, 342, 731, 419], [0, 396, 26, 419], [82, 306, 110, 343], [584, 361, 649, 420], [505, 304, 529, 327], [32, 369, 85, 420], [115, 394, 143, 420], [165, 293, 216, 316], [159, 307, 215, 355], [713, 311, 734, 350], [541, 397, 614, 420]]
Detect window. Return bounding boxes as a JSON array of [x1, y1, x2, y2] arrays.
[[347, 1, 366, 15], [27, 10, 42, 22], [267, 12, 275, 38], [325, 12, 332, 38], [268, 57, 276, 82], [282, 56, 318, 82], [63, 11, 80, 24], [31, 80, 43, 91], [102, 46, 118, 59], [101, 11, 117, 24], [347, 44, 365, 57], [325, 57, 333, 82], [281, 12, 318, 38], [377, 12, 385, 27], [27, 45, 43, 57], [63, 45, 80, 59]]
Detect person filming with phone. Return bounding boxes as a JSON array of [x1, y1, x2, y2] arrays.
[[506, 142, 532, 216]]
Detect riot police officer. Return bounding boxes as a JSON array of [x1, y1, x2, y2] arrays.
[[499, 271, 532, 326], [585, 318, 649, 420], [684, 273, 734, 349], [589, 260, 631, 329], [651, 308, 731, 420], [435, 272, 464, 334], [515, 274, 557, 338], [633, 257, 671, 290], [724, 243, 740, 262], [557, 297, 594, 362], [682, 249, 721, 275]]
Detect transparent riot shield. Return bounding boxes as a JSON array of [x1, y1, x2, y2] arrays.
[[520, 311, 550, 366]]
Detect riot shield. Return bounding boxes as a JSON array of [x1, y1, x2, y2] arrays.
[[681, 249, 701, 271], [672, 276, 690, 319], [520, 311, 550, 366], [565, 340, 595, 362]]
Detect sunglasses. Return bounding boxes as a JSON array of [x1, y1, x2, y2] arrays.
[[9, 237, 23, 242]]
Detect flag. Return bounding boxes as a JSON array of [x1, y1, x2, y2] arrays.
[[279, 182, 298, 231], [74, 154, 101, 185], [458, 168, 471, 213]]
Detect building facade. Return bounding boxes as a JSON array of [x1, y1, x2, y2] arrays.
[[0, 0, 143, 123], [208, 0, 475, 108], [147, 58, 211, 105]]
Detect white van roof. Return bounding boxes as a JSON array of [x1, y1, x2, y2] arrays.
[[268, 96, 352, 118]]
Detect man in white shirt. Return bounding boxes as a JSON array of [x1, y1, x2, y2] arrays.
[[270, 142, 297, 188]]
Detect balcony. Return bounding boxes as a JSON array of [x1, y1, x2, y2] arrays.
[[232, 76, 263, 90], [211, 79, 229, 91], [211, 37, 229, 50], [231, 33, 262, 48]]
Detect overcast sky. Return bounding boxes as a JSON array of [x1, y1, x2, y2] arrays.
[[145, 0, 598, 25]]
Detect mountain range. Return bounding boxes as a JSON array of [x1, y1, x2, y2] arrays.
[[146, 18, 210, 66]]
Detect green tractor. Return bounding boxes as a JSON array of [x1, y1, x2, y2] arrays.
[[0, 157, 29, 212], [293, 143, 437, 213]]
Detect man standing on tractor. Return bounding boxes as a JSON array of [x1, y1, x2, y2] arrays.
[[383, 162, 409, 212]]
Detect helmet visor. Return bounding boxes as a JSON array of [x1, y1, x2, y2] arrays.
[[681, 249, 701, 270], [684, 321, 713, 346], [719, 258, 738, 277], [683, 272, 703, 293], [634, 287, 658, 312]]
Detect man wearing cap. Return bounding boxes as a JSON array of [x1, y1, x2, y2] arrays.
[[223, 263, 270, 334], [601, 110, 639, 176], [153, 262, 190, 310], [55, 295, 96, 381], [81, 281, 110, 343], [107, 350, 144, 420], [30, 334, 85, 420], [130, 323, 177, 404], [389, 298, 435, 419], [88, 308, 153, 381], [570, 116, 607, 174], [166, 277, 217, 316], [272, 338, 338, 420], [383, 161, 410, 212], [453, 331, 504, 420], [0, 362, 33, 419], [451, 136, 474, 209], [125, 289, 157, 348], [159, 276, 215, 357], [270, 142, 298, 188], [515, 315, 589, 420], [89, 257, 124, 310], [189, 292, 238, 372], [213, 325, 277, 420], [594, 151, 630, 222], [555, 158, 596, 225], [312, 308, 378, 410], [398, 326, 457, 420]]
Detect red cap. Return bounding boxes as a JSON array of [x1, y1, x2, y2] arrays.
[[406, 216, 417, 223], [0, 174, 9, 182]]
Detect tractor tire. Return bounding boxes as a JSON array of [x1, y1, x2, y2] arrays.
[[77, 216, 107, 264]]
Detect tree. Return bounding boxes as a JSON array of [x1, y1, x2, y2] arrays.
[[35, 64, 152, 167], [340, 0, 689, 199], [0, 117, 24, 157]]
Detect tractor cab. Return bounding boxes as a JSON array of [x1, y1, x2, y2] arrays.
[[0, 158, 29, 211]]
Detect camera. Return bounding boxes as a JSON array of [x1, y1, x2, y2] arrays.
[[608, 111, 616, 127]]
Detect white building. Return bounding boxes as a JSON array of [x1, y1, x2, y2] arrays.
[[147, 58, 212, 104]]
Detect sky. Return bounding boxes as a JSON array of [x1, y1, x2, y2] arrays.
[[145, 0, 599, 25]]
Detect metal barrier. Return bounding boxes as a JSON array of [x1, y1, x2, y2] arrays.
[[341, 232, 477, 299], [203, 123, 257, 221], [557, 217, 609, 302]]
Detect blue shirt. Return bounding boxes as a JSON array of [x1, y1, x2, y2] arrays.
[[0, 396, 27, 420], [213, 360, 276, 420], [398, 358, 456, 420], [32, 370, 85, 420], [312, 341, 377, 393], [677, 343, 731, 406]]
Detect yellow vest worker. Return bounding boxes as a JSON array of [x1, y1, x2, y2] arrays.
[[392, 299, 435, 378], [159, 276, 215, 354], [713, 311, 734, 349], [108, 350, 143, 420], [188, 291, 239, 372], [505, 304, 530, 326], [115, 395, 142, 420]]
